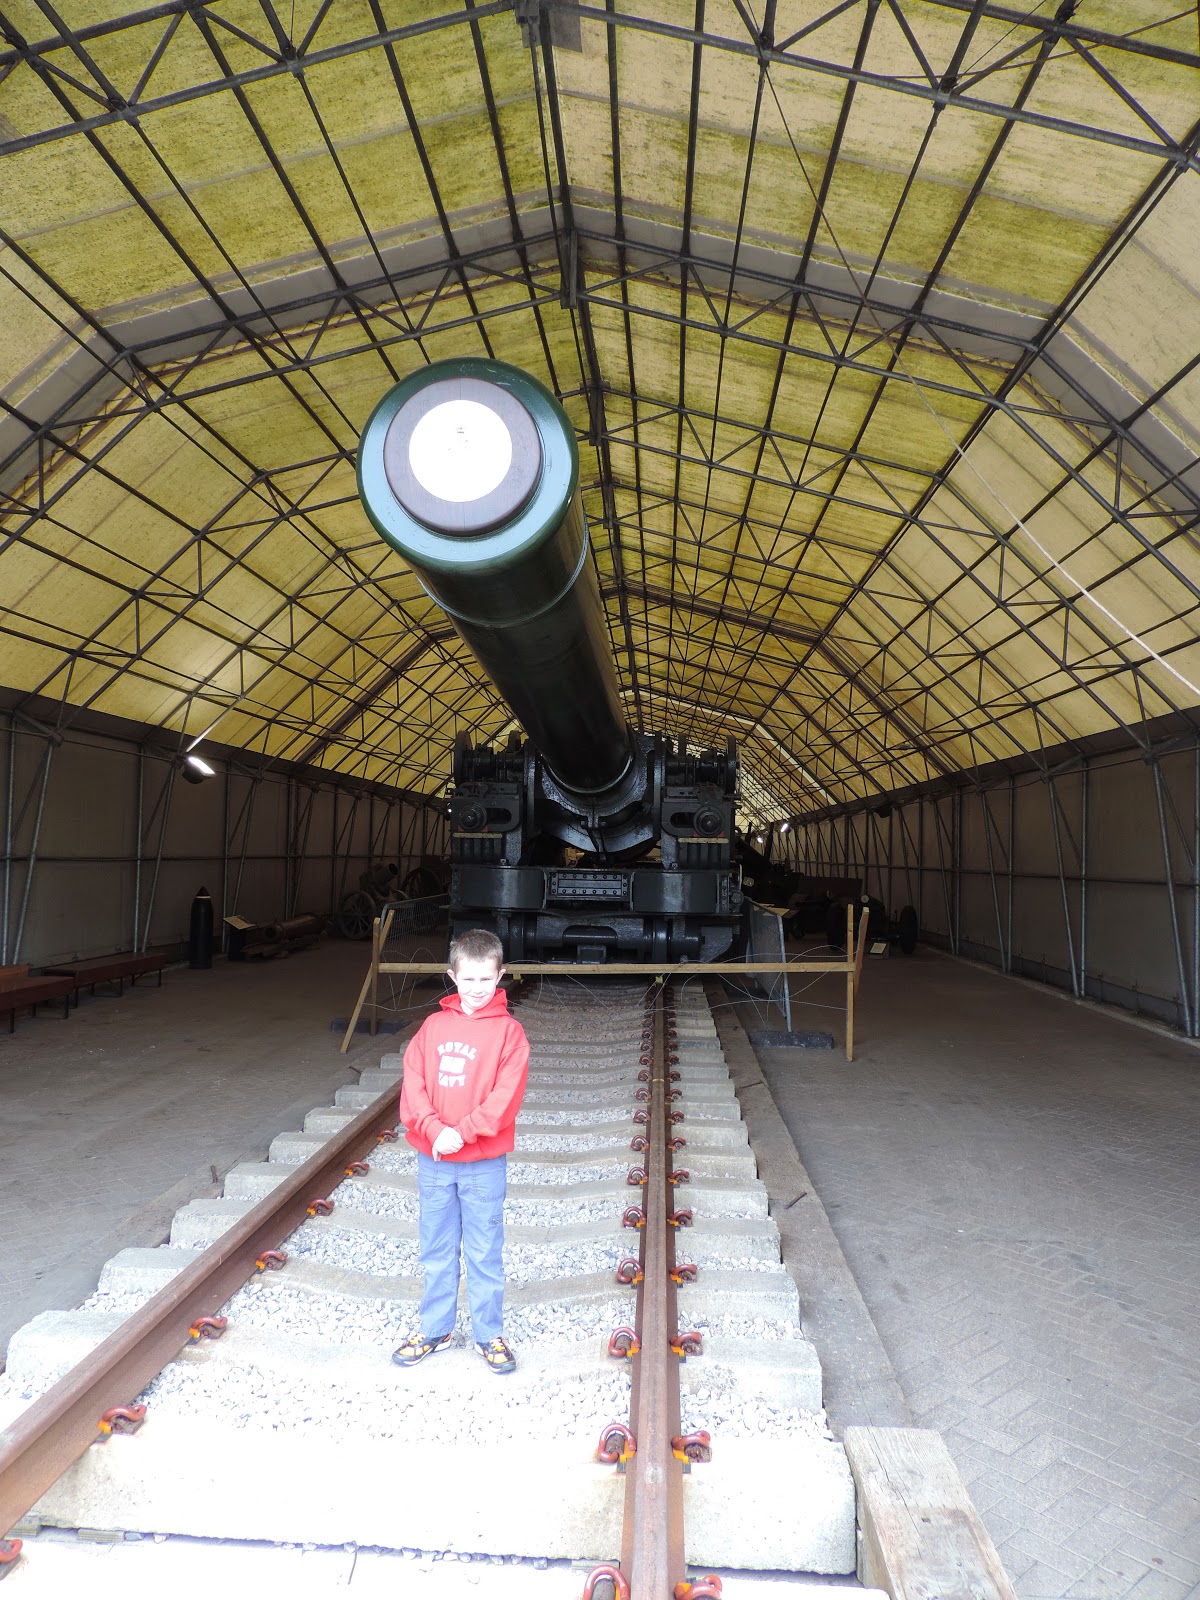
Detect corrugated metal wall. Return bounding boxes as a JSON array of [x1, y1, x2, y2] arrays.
[[782, 744, 1200, 1034], [0, 715, 448, 969]]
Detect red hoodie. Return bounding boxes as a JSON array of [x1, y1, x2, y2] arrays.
[[398, 989, 529, 1160]]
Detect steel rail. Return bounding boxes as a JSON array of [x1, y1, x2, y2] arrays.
[[0, 1057, 414, 1541], [586, 981, 716, 1600], [622, 982, 687, 1598]]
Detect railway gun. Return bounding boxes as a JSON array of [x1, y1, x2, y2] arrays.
[[356, 358, 742, 965]]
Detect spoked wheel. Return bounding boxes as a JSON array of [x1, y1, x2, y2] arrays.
[[401, 865, 444, 899], [336, 889, 377, 940]]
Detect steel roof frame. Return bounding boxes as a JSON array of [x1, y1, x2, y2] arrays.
[[662, 6, 1191, 744], [2, 0, 1195, 166], [1, 0, 1198, 821]]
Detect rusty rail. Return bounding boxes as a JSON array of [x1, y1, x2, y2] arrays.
[[586, 982, 720, 1600], [0, 1059, 413, 1542], [622, 983, 687, 1597]]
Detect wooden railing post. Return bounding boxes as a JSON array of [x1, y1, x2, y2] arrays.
[[845, 902, 870, 1062], [368, 915, 382, 1037], [340, 906, 395, 1054]]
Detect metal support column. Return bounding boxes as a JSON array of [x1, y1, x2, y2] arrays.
[[896, 804, 917, 913], [1046, 775, 1080, 998], [1079, 762, 1089, 1000], [931, 799, 955, 951], [335, 793, 361, 907], [12, 738, 56, 965], [887, 806, 895, 915], [952, 789, 962, 958], [284, 777, 294, 923], [1151, 757, 1193, 1036], [138, 762, 177, 954], [230, 774, 261, 919], [2, 715, 15, 966], [219, 764, 231, 951], [1006, 777, 1015, 975], [980, 788, 1006, 972], [288, 787, 316, 918], [329, 787, 337, 913], [132, 748, 144, 955]]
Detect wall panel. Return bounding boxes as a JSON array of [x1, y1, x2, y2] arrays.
[[1, 715, 445, 969], [790, 739, 1200, 1035]]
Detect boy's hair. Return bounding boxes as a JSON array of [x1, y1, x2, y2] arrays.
[[448, 927, 505, 972]]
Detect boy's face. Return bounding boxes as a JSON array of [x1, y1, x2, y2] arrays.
[[449, 956, 504, 1015]]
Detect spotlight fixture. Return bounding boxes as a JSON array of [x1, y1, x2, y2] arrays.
[[181, 752, 216, 785], [779, 822, 789, 834]]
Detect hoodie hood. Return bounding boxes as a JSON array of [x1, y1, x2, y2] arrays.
[[438, 987, 511, 1021]]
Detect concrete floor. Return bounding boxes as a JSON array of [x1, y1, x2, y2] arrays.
[[0, 941, 393, 1356], [745, 948, 1200, 1600]]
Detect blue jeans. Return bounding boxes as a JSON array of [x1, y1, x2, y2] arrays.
[[416, 1152, 507, 1343]]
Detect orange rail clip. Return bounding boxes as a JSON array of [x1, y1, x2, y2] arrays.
[[597, 1422, 637, 1464], [582, 1564, 630, 1600], [188, 1315, 228, 1342], [675, 1577, 723, 1599], [98, 1404, 147, 1437]]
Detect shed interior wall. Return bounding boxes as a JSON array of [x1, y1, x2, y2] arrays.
[[784, 742, 1200, 1033], [0, 713, 446, 969]]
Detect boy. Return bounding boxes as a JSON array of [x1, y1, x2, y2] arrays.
[[393, 928, 529, 1374]]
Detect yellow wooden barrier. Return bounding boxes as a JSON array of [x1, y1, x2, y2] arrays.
[[342, 905, 873, 1062]]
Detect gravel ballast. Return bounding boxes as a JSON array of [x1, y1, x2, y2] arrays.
[[4, 985, 846, 1569]]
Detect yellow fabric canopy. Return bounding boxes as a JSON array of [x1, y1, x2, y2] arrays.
[[2, 2, 1198, 825]]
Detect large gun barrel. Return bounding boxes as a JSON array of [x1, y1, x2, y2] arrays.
[[357, 358, 631, 798], [358, 358, 741, 964]]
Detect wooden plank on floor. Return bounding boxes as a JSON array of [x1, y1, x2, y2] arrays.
[[843, 1426, 1017, 1600]]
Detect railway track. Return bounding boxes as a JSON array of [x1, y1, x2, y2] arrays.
[[0, 980, 856, 1594]]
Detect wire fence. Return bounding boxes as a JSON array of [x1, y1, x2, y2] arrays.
[[744, 901, 793, 1032], [354, 895, 453, 1032], [379, 894, 449, 959], [341, 898, 869, 1056]]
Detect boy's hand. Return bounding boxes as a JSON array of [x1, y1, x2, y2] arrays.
[[431, 1127, 464, 1160]]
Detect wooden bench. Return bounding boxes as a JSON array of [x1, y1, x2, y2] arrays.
[[43, 952, 167, 996], [1, 974, 75, 1033]]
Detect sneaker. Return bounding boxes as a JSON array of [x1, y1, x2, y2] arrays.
[[391, 1331, 453, 1367], [477, 1336, 516, 1373]]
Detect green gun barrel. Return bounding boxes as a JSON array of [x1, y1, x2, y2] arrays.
[[357, 358, 632, 797]]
